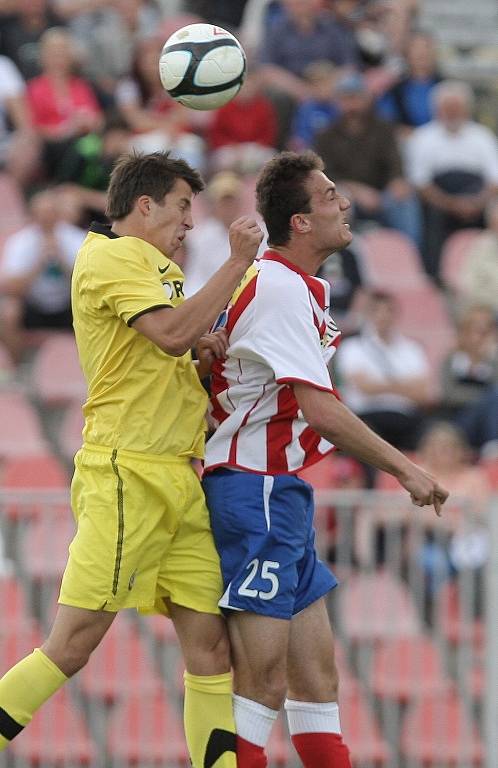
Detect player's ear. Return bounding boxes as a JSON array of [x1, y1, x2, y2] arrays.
[[137, 195, 152, 216], [291, 213, 311, 234]]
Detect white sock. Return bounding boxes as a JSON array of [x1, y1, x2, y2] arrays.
[[284, 699, 341, 735], [233, 693, 279, 747]]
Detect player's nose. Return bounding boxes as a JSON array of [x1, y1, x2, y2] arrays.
[[340, 195, 351, 211]]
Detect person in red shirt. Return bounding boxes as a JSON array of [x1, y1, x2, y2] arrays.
[[27, 26, 103, 178], [208, 66, 278, 175]]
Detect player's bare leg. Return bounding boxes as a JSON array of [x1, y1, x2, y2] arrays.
[[227, 611, 290, 767], [286, 598, 351, 767], [0, 605, 115, 750], [165, 599, 237, 767]]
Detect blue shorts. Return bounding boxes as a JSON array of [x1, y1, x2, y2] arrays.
[[202, 469, 338, 620]]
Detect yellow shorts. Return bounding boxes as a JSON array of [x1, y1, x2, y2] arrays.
[[59, 444, 223, 616]]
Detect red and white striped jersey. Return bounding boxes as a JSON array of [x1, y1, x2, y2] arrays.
[[204, 250, 341, 475]]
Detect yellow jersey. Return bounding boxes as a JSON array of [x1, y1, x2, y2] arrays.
[[71, 222, 207, 457]]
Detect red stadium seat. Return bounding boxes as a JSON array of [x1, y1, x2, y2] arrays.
[[360, 228, 427, 289], [396, 283, 455, 374], [80, 616, 158, 702], [1, 453, 69, 520], [21, 514, 75, 581], [32, 333, 86, 406], [370, 635, 451, 702], [58, 399, 84, 461], [401, 689, 484, 765], [340, 686, 391, 766], [107, 687, 189, 764], [10, 689, 96, 765], [0, 621, 42, 664], [339, 568, 422, 642], [435, 581, 484, 647], [440, 228, 482, 292], [0, 576, 31, 630], [0, 391, 47, 459]]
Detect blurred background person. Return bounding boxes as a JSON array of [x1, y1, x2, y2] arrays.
[[378, 31, 441, 136], [207, 64, 278, 175], [0, 53, 39, 189], [458, 197, 498, 316], [440, 304, 498, 453], [183, 171, 264, 296], [314, 71, 422, 246], [0, 189, 85, 361], [0, 0, 66, 81], [335, 290, 432, 454], [406, 79, 498, 280], [26, 27, 103, 181], [289, 60, 340, 149]]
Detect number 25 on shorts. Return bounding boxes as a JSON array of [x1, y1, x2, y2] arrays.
[[238, 559, 280, 601]]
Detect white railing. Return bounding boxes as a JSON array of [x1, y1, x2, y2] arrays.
[[0, 489, 496, 768]]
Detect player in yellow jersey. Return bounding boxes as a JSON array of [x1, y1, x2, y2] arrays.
[[0, 152, 263, 768]]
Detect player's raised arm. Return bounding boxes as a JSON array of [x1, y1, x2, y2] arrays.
[[293, 382, 449, 514], [132, 216, 262, 356]]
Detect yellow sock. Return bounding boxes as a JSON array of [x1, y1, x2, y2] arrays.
[[0, 648, 67, 750], [183, 671, 237, 768]]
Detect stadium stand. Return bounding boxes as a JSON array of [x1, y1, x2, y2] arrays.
[[360, 228, 428, 289], [31, 334, 86, 406], [440, 228, 483, 294], [1, 453, 69, 521], [0, 391, 47, 459]]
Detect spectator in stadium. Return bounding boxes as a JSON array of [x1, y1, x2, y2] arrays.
[[440, 304, 498, 452], [0, 189, 85, 361], [458, 197, 498, 315], [336, 289, 432, 452], [0, 54, 39, 188], [70, 0, 162, 103], [258, 0, 361, 103], [207, 64, 278, 175], [203, 150, 447, 768], [378, 31, 441, 134], [0, 152, 263, 767], [406, 79, 498, 279], [184, 171, 264, 296], [413, 421, 490, 614], [183, 0, 249, 30], [115, 34, 205, 170], [314, 71, 422, 246], [26, 27, 104, 180], [289, 60, 340, 150], [0, 0, 66, 80], [316, 235, 370, 336]]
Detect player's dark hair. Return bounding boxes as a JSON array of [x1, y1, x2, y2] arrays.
[[256, 151, 324, 246], [106, 151, 205, 221]]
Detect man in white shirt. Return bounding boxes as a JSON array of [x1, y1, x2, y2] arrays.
[[0, 189, 85, 359], [0, 55, 38, 187], [202, 150, 448, 768], [406, 79, 498, 278], [336, 289, 433, 451]]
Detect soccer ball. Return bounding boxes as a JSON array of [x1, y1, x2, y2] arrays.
[[159, 23, 247, 111]]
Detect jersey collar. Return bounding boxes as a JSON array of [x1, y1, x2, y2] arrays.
[[89, 221, 119, 239], [262, 249, 312, 280]]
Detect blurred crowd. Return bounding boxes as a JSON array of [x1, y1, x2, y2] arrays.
[[0, 0, 496, 490]]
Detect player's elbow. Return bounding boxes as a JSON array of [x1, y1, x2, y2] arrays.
[[157, 335, 191, 357]]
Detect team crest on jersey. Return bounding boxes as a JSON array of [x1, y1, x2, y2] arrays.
[[321, 314, 341, 350]]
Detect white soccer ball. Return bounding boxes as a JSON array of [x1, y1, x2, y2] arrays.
[[159, 23, 247, 111]]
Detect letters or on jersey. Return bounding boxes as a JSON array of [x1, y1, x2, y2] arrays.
[[205, 251, 341, 474], [71, 223, 207, 456]]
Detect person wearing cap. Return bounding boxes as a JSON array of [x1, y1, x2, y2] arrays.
[[184, 172, 266, 296], [314, 71, 422, 247]]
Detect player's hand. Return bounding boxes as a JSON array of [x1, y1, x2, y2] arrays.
[[228, 216, 263, 268], [397, 462, 449, 517], [195, 329, 228, 378]]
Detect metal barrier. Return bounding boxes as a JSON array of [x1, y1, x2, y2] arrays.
[[0, 488, 496, 768]]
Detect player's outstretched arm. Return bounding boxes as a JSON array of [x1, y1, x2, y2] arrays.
[[293, 383, 448, 516], [132, 217, 263, 356]]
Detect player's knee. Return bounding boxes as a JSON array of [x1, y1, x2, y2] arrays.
[[41, 636, 95, 677], [185, 625, 231, 675], [237, 659, 287, 710]]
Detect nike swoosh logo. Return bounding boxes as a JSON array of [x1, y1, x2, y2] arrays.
[[204, 728, 237, 768], [158, 264, 170, 274]]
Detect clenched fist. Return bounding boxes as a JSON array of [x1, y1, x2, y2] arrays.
[[228, 216, 263, 268]]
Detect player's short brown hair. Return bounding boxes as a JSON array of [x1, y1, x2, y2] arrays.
[[106, 151, 204, 221], [256, 151, 324, 246]]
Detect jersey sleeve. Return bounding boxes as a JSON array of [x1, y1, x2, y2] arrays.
[[238, 269, 335, 392], [89, 239, 172, 325]]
